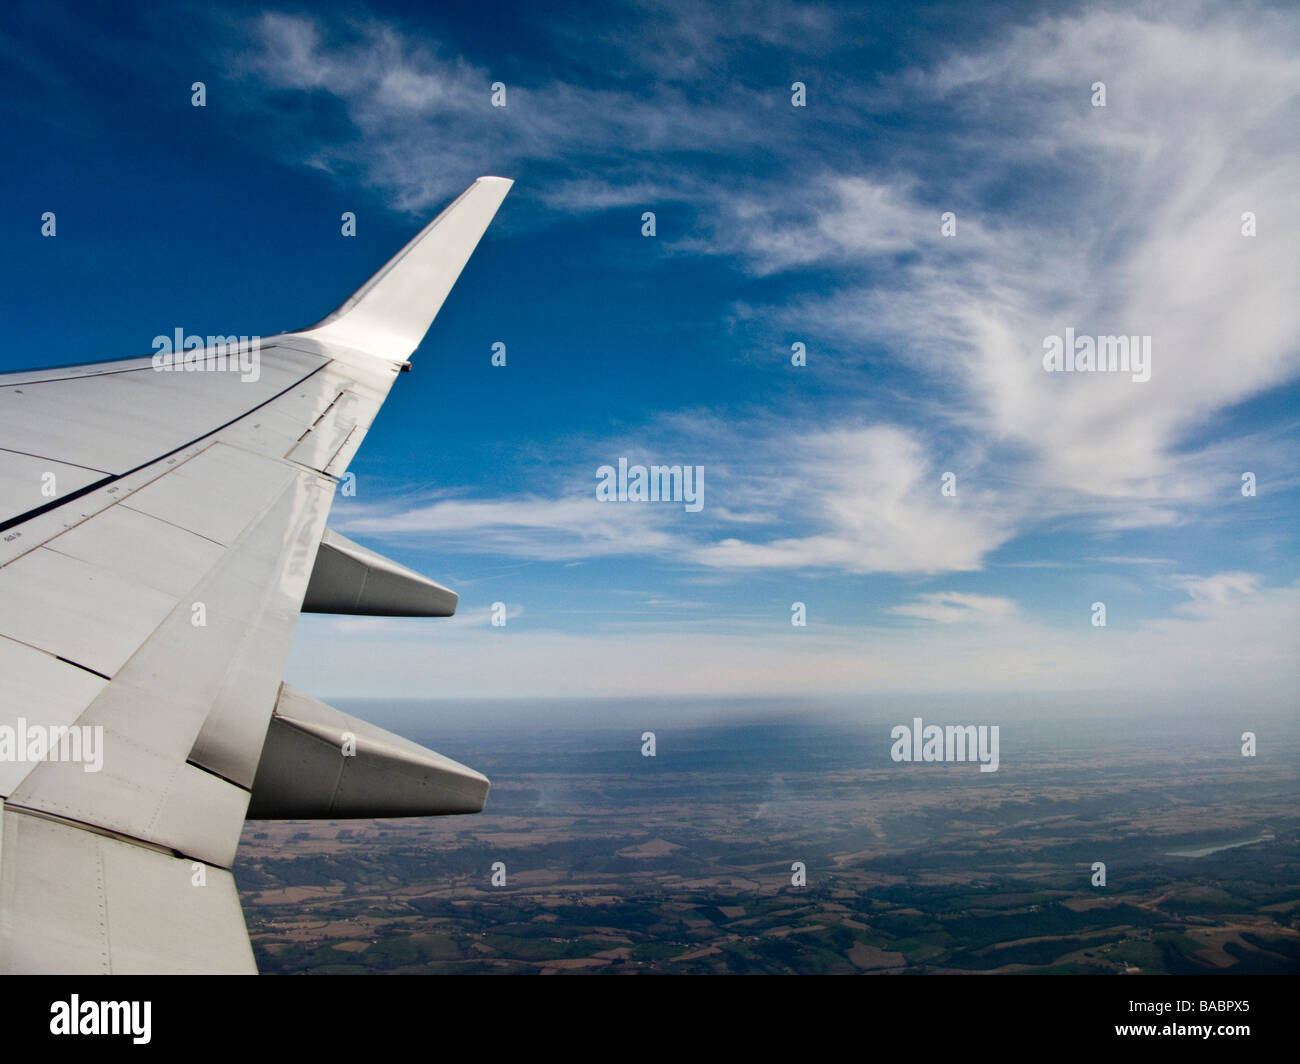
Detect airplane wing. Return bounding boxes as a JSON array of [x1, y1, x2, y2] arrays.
[[0, 176, 512, 974]]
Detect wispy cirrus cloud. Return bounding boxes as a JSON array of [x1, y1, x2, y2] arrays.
[[686, 425, 1015, 574], [705, 6, 1300, 513], [335, 418, 1016, 575], [227, 7, 790, 213], [228, 1, 1298, 592], [338, 493, 686, 560]]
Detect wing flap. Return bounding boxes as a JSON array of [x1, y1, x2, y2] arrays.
[[0, 639, 106, 798], [0, 806, 255, 974], [0, 546, 179, 678]]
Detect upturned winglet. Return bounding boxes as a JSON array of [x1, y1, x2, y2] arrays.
[[297, 176, 513, 363]]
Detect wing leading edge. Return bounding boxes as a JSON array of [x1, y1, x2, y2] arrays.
[[0, 176, 512, 973]]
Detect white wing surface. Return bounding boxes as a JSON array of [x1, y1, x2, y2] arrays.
[[0, 176, 512, 973]]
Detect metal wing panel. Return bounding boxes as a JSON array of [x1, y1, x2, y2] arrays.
[[0, 638, 107, 798], [0, 345, 327, 476], [276, 355, 394, 476], [0, 451, 108, 526], [0, 546, 180, 678], [0, 806, 255, 974], [43, 504, 227, 599], [120, 442, 299, 546], [287, 398, 359, 473], [0, 354, 157, 385], [0, 444, 207, 567]]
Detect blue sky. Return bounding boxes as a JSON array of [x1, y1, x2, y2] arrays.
[[3, 0, 1298, 708]]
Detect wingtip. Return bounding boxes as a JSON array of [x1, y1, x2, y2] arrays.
[[296, 176, 513, 363]]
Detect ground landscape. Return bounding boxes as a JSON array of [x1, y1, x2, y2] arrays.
[[232, 706, 1300, 975]]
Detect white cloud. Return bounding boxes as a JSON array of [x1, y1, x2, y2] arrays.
[[287, 578, 1300, 702], [1176, 571, 1260, 607], [706, 6, 1300, 517], [887, 591, 1017, 624], [337, 494, 686, 560], [230, 9, 785, 214], [688, 425, 1015, 574], [1086, 556, 1175, 566], [334, 420, 1016, 575]]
